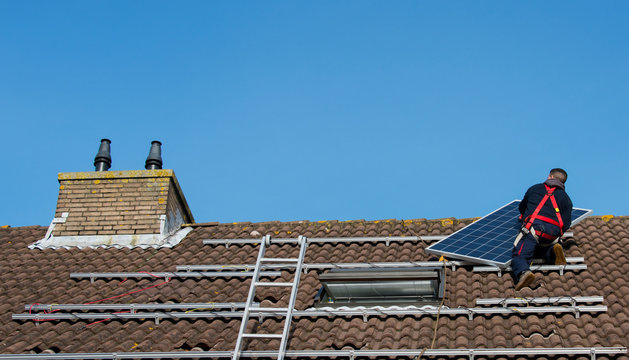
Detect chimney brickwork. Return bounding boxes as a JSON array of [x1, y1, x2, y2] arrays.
[[52, 170, 193, 237]]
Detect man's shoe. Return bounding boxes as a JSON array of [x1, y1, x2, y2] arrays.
[[553, 243, 567, 265], [515, 271, 536, 291]]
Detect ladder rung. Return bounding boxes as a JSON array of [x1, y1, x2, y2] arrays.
[[261, 257, 299, 263], [249, 307, 289, 313], [254, 281, 294, 287], [242, 333, 283, 339]]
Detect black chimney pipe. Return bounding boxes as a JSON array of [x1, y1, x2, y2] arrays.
[[94, 139, 112, 171], [145, 140, 163, 170]]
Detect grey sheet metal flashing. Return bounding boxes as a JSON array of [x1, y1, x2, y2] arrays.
[[30, 226, 193, 250], [41, 212, 69, 242], [0, 347, 624, 359], [15, 304, 607, 323]]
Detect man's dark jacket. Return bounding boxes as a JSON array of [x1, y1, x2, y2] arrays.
[[519, 178, 573, 234]]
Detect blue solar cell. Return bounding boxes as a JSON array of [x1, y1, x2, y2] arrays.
[[425, 200, 592, 267]]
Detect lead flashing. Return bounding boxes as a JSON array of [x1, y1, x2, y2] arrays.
[[29, 226, 193, 250]]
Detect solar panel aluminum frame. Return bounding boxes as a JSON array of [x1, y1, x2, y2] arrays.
[[570, 206, 593, 225], [425, 200, 592, 268]]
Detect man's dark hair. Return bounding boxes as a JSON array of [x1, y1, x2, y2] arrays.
[[550, 168, 568, 183]]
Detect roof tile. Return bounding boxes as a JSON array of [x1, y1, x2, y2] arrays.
[[0, 217, 628, 357]]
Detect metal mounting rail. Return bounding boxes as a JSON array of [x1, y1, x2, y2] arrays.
[[175, 258, 583, 275], [15, 304, 608, 322], [533, 256, 583, 263], [203, 235, 445, 247], [303, 260, 466, 270], [473, 264, 586, 276], [203, 232, 575, 247], [13, 311, 244, 324], [25, 302, 250, 312], [178, 258, 583, 272], [176, 260, 469, 273], [0, 346, 623, 359], [69, 271, 282, 282], [476, 296, 604, 307], [297, 305, 607, 320]]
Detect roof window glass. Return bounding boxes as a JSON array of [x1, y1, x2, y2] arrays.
[[315, 267, 444, 307]]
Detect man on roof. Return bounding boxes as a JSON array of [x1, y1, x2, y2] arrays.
[[513, 168, 573, 291]]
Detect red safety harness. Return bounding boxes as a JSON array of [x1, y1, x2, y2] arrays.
[[523, 184, 565, 241]]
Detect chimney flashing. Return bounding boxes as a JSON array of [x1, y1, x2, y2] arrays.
[[29, 227, 193, 250]]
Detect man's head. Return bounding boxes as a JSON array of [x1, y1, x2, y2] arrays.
[[548, 168, 568, 183]]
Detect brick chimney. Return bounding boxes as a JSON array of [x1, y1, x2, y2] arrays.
[[31, 169, 194, 249]]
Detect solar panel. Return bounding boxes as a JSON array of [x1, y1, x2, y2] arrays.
[[425, 200, 592, 268]]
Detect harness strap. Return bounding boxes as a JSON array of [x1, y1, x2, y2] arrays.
[[534, 215, 561, 227], [530, 229, 559, 246], [534, 229, 559, 240], [524, 185, 555, 231], [548, 188, 564, 234], [523, 184, 565, 239], [514, 228, 559, 248]]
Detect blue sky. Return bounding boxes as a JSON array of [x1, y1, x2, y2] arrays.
[[1, 1, 627, 227]]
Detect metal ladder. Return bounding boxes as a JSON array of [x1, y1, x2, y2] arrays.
[[232, 235, 307, 360]]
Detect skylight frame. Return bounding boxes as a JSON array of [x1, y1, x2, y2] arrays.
[[315, 266, 444, 307]]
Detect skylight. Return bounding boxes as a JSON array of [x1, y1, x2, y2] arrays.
[[315, 267, 444, 307]]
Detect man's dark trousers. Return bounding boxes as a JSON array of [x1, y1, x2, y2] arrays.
[[511, 229, 558, 282]]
